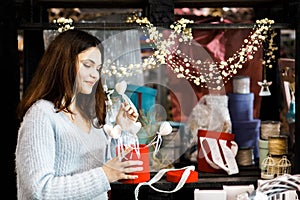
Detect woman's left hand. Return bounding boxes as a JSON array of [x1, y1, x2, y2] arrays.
[[102, 146, 143, 182]]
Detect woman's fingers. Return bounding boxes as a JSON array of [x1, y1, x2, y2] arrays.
[[123, 166, 143, 173], [128, 109, 134, 115], [102, 158, 143, 182], [120, 160, 143, 168], [122, 103, 138, 120], [123, 174, 139, 180], [124, 103, 131, 111]]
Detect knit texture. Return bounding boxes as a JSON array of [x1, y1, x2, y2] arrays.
[[15, 99, 135, 200]]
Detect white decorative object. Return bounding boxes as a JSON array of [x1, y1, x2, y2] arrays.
[[147, 121, 172, 157], [261, 155, 275, 179], [115, 80, 138, 113], [277, 155, 291, 176], [256, 174, 300, 199], [258, 79, 272, 96], [104, 124, 124, 160], [223, 184, 254, 200], [194, 189, 226, 200], [115, 80, 142, 135]]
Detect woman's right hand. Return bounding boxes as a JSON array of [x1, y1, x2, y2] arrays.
[[115, 102, 141, 135], [102, 147, 143, 183]]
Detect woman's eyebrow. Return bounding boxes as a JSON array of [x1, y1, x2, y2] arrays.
[[81, 59, 95, 63], [81, 59, 102, 67]]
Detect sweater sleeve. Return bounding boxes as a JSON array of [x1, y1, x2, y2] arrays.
[[15, 101, 111, 200]]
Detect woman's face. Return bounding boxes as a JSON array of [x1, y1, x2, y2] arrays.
[[75, 47, 102, 94]]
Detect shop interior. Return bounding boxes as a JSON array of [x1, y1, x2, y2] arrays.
[[3, 0, 300, 199]]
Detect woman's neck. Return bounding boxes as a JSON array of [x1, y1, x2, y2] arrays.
[[65, 102, 91, 133]]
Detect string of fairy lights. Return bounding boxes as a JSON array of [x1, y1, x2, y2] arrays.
[[104, 17, 277, 90], [166, 18, 277, 90], [53, 16, 277, 91]]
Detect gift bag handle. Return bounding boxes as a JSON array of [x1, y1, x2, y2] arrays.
[[219, 139, 239, 175], [200, 137, 225, 170], [199, 137, 239, 175], [134, 165, 195, 200]]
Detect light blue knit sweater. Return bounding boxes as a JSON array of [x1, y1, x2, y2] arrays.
[[15, 99, 135, 200]]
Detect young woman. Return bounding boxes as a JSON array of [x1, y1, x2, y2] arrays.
[[15, 29, 143, 200]]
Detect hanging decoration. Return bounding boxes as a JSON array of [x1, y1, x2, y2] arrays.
[[258, 48, 272, 96], [146, 121, 173, 156], [114, 81, 142, 158], [257, 19, 277, 96], [103, 80, 114, 107], [103, 123, 124, 160], [258, 79, 272, 96], [106, 81, 172, 161]]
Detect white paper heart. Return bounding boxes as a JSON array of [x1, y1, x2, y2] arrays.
[[110, 125, 122, 139], [158, 121, 172, 136], [115, 80, 138, 113], [115, 80, 127, 95], [129, 121, 142, 135], [104, 124, 122, 139], [103, 124, 112, 134]]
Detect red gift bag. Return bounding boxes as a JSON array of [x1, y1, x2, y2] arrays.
[[117, 144, 150, 184], [197, 129, 239, 175]]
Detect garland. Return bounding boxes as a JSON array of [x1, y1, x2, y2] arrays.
[[52, 17, 277, 91], [103, 17, 277, 90]]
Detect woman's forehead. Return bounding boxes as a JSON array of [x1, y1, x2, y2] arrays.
[[78, 47, 102, 65]]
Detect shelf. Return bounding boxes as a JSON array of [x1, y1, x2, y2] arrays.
[[110, 166, 261, 200], [35, 0, 286, 8], [36, 0, 146, 8], [18, 22, 292, 30]]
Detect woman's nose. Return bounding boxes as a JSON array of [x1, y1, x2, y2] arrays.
[[90, 68, 100, 79]]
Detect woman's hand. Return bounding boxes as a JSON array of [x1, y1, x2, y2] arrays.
[[117, 102, 139, 122], [102, 147, 143, 182], [115, 102, 141, 134]]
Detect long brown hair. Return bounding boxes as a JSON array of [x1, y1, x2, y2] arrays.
[[17, 29, 106, 127]]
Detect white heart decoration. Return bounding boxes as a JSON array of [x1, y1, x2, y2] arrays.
[[115, 80, 127, 95], [115, 80, 138, 113], [158, 121, 172, 136], [104, 124, 122, 139], [129, 121, 142, 135]]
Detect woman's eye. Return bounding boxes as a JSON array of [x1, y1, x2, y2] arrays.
[[83, 63, 91, 68], [81, 61, 102, 72]]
